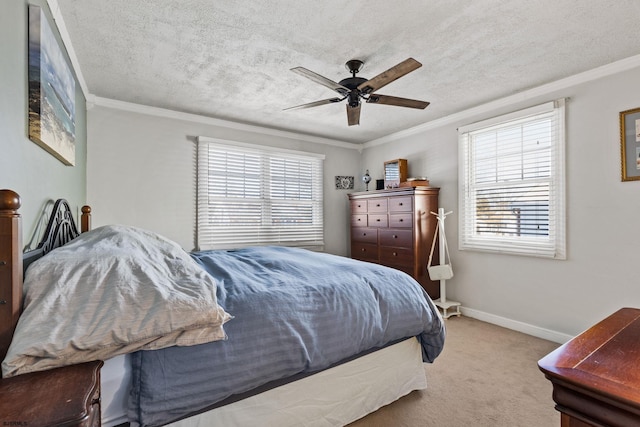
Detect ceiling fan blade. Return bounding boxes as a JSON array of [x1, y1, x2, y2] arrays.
[[357, 58, 422, 94], [347, 103, 361, 126], [284, 97, 344, 111], [366, 94, 430, 109], [291, 67, 350, 96]]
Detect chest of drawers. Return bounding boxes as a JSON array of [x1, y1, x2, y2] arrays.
[[348, 186, 440, 299]]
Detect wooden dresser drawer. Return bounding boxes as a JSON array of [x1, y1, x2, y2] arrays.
[[368, 198, 388, 213], [368, 214, 388, 227], [351, 214, 367, 227], [388, 196, 412, 212], [351, 227, 377, 244], [350, 200, 367, 213], [379, 246, 414, 268], [348, 187, 440, 299], [351, 242, 378, 261], [389, 213, 412, 228], [379, 229, 413, 247]]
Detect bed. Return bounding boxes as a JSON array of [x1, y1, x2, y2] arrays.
[[0, 189, 445, 427]]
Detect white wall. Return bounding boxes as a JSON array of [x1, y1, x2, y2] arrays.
[[363, 64, 640, 340], [87, 103, 362, 255]]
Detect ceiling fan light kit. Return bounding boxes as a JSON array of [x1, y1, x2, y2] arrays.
[[286, 58, 430, 126]]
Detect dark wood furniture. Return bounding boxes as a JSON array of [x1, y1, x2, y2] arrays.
[[348, 186, 440, 298], [538, 308, 640, 427], [0, 361, 103, 427], [0, 190, 100, 426], [0, 190, 91, 368], [0, 190, 22, 365]]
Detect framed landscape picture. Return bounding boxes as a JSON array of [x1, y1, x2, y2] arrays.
[[28, 5, 76, 166]]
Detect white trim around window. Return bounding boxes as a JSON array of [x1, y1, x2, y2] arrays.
[[196, 136, 325, 251], [458, 99, 566, 259]]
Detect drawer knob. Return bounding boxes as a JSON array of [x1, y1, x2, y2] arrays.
[[399, 202, 403, 206], [399, 219, 404, 222], [376, 204, 380, 207], [393, 252, 398, 256], [363, 233, 367, 236], [361, 248, 366, 252], [357, 218, 361, 221], [376, 218, 381, 222], [393, 235, 397, 238]]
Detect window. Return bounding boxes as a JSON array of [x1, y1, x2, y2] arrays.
[[458, 99, 566, 259], [196, 137, 324, 250]]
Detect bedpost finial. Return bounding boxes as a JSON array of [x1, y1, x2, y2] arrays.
[[81, 205, 92, 233], [0, 189, 21, 212]]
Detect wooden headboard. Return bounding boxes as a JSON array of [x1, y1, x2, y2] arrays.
[[0, 189, 91, 371]]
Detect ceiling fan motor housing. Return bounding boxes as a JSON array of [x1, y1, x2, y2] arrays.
[[338, 76, 368, 106], [347, 91, 360, 107], [338, 77, 368, 90]]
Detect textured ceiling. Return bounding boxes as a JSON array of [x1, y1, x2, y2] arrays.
[[55, 0, 640, 144]]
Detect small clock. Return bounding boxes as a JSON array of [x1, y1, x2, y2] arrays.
[[335, 175, 354, 190]]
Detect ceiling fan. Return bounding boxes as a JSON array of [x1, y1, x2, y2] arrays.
[[285, 58, 430, 126]]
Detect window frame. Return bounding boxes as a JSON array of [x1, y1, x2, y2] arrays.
[[458, 99, 566, 259], [196, 136, 325, 251]]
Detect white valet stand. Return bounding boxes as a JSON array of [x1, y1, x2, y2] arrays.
[[430, 208, 461, 319]]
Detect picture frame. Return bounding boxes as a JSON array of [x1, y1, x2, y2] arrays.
[[335, 176, 354, 190], [383, 159, 408, 188], [28, 5, 76, 166], [620, 107, 640, 181]]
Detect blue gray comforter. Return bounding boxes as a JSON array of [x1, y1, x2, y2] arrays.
[[128, 246, 445, 426]]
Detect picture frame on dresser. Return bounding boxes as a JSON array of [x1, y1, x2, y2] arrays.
[[383, 159, 408, 188], [620, 106, 640, 181]]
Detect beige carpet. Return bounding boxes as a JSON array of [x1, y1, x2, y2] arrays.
[[348, 315, 561, 427]]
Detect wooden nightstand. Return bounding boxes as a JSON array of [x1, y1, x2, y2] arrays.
[[539, 308, 640, 426], [0, 360, 103, 427]]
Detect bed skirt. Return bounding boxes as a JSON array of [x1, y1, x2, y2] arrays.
[[101, 337, 427, 426]]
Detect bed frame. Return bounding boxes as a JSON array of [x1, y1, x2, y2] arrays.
[[0, 189, 431, 426], [0, 189, 91, 372]]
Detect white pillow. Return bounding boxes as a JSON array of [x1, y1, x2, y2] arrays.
[[2, 224, 231, 377]]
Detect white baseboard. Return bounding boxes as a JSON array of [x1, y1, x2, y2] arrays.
[[459, 307, 573, 344]]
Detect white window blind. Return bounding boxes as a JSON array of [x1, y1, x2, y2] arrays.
[[458, 99, 566, 259], [196, 137, 325, 250]]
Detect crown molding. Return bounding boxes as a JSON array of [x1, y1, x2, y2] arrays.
[[91, 97, 362, 150], [363, 53, 640, 149]]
